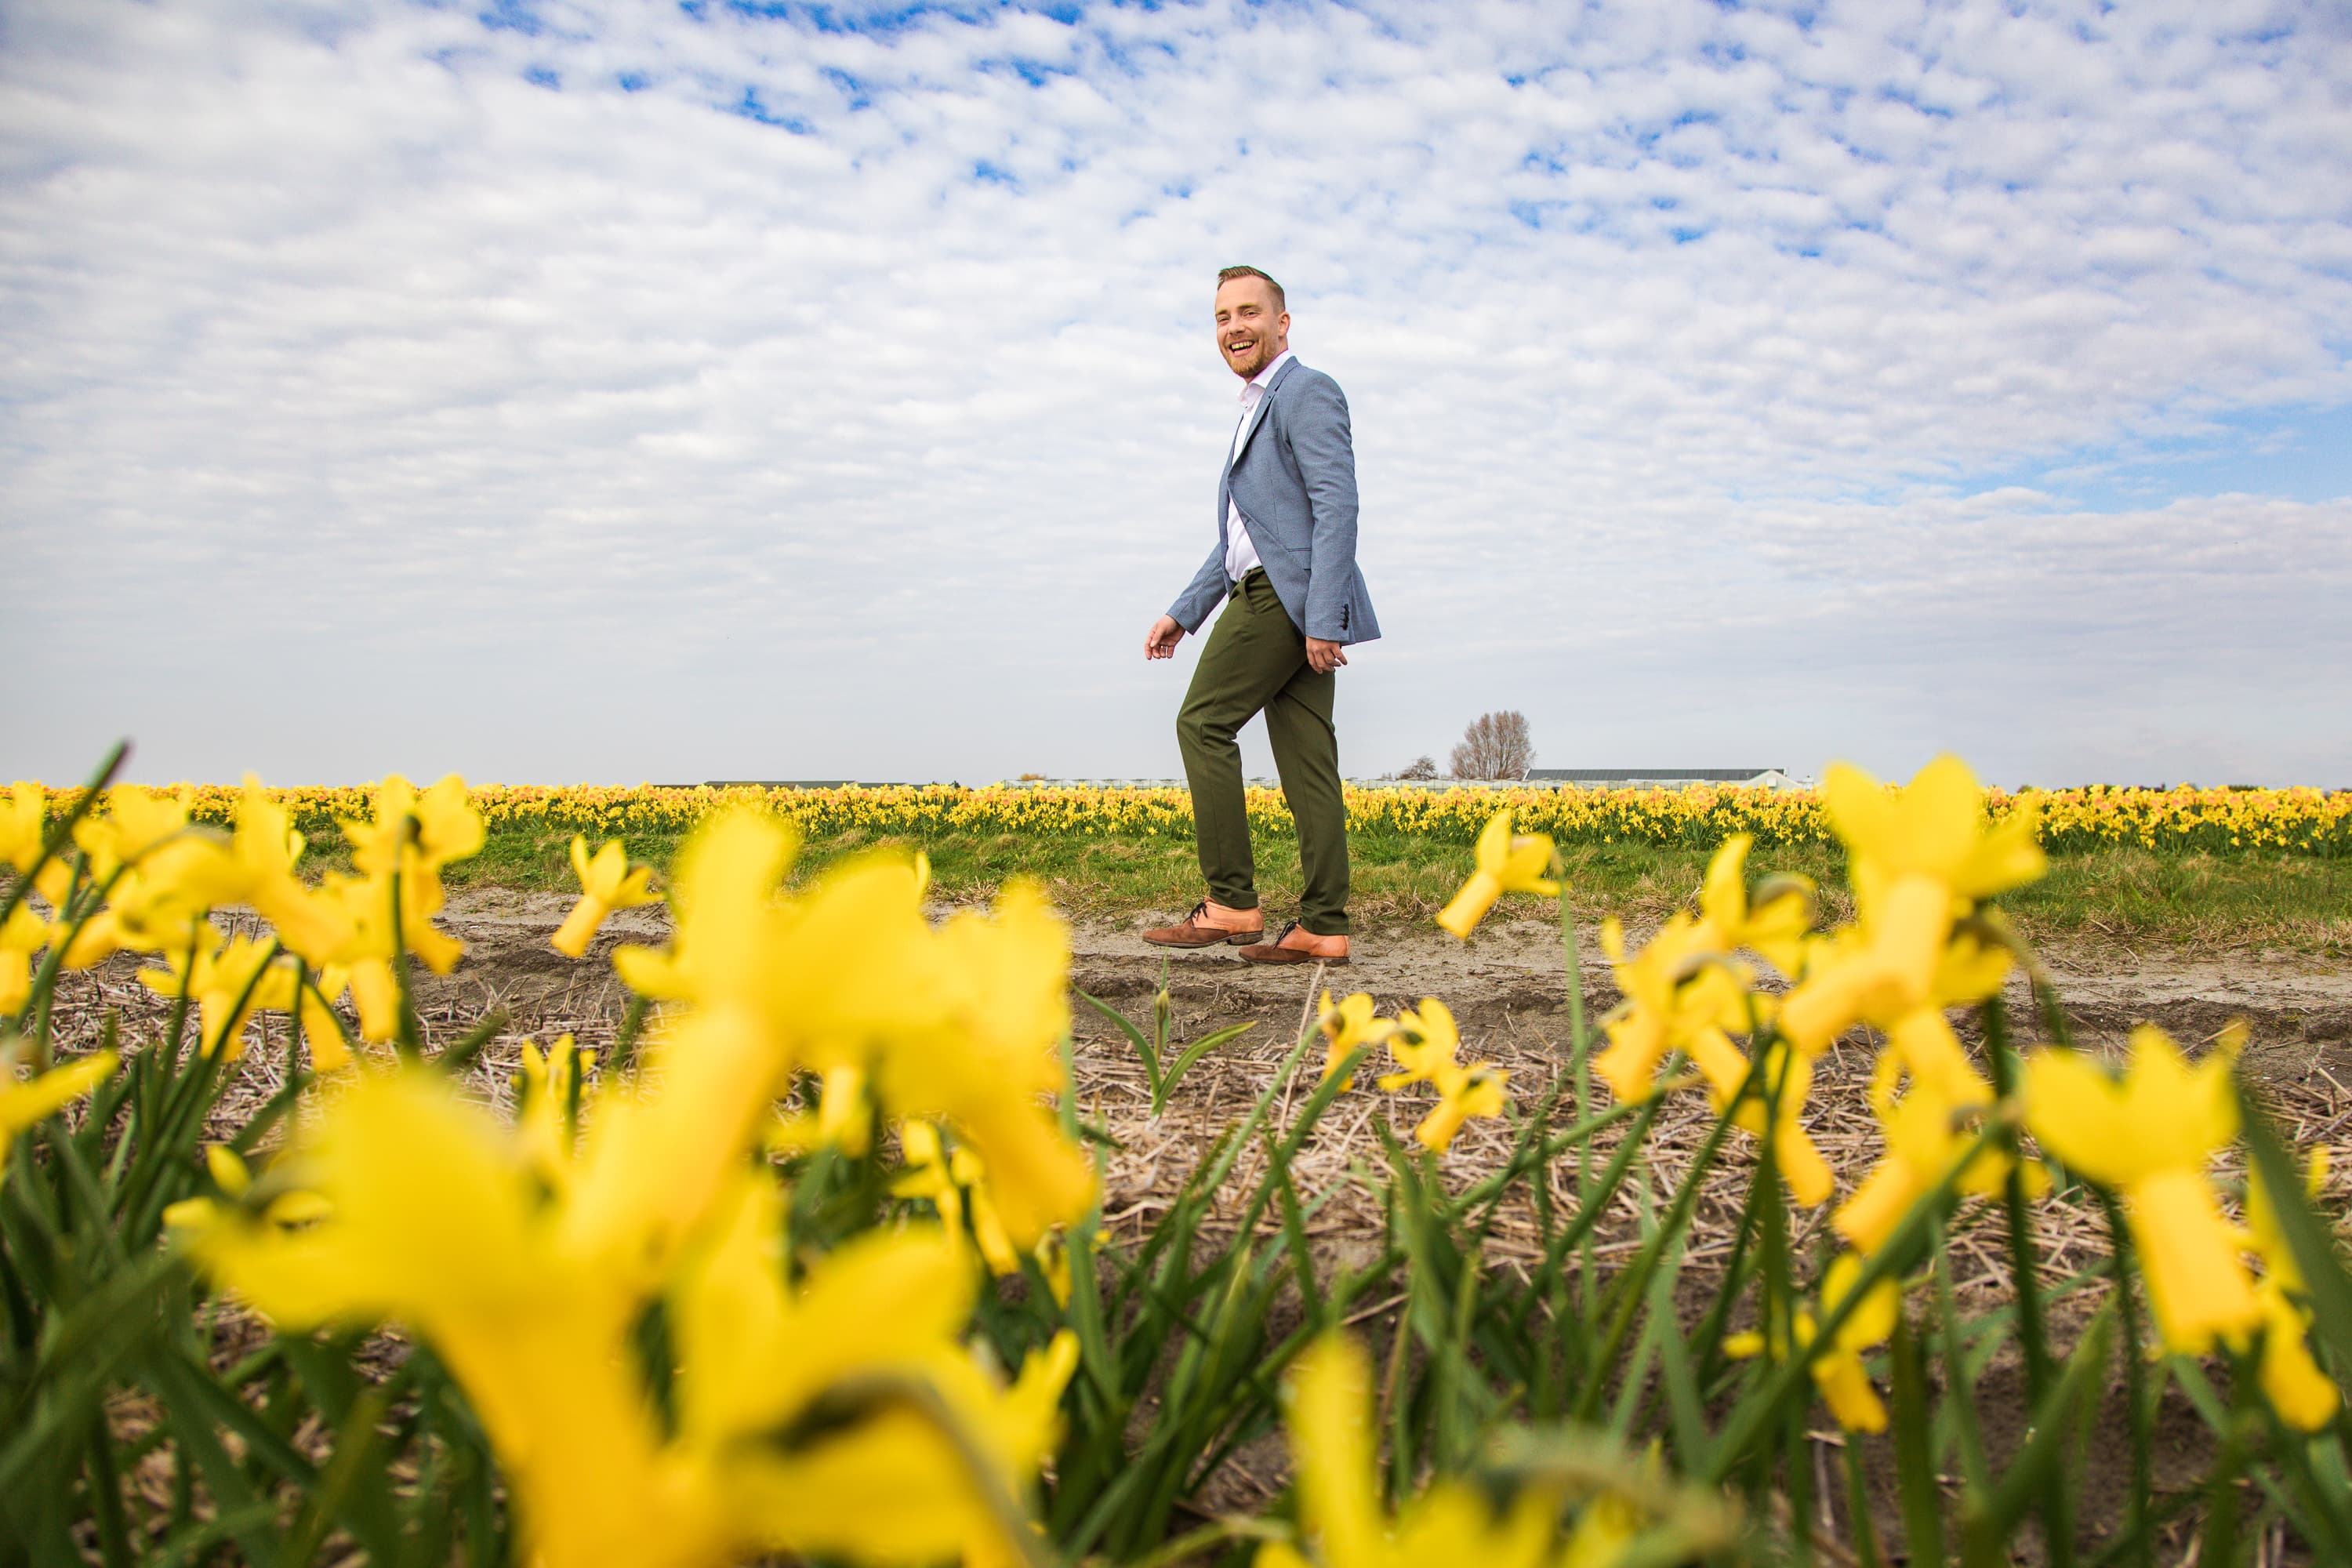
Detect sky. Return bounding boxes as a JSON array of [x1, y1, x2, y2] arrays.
[[4, 0, 2349, 789]]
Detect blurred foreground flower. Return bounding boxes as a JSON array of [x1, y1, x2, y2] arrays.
[[2024, 1024, 2260, 1354], [1257, 1334, 1558, 1568], [2, 1045, 118, 1160], [2243, 1145, 2338, 1430], [165, 808, 1095, 1568]]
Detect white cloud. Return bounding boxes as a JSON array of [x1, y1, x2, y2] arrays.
[[2, 0, 2347, 787]]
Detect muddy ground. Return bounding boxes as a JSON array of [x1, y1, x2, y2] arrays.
[[48, 891, 2352, 1563]]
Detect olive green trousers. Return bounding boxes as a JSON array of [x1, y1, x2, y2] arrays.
[[1176, 569, 1350, 936]]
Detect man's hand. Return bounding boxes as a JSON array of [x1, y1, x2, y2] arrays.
[[1306, 637, 1348, 674], [1145, 615, 1186, 660]]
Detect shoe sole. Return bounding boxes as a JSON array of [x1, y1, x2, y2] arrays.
[[1140, 930, 1265, 949], [1239, 951, 1349, 966]]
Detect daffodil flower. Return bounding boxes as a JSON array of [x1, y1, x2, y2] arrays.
[[895, 1120, 1021, 1279], [0, 904, 50, 1013], [179, 1067, 1080, 1568], [1436, 811, 1561, 940], [1724, 1253, 1902, 1432], [1592, 914, 1751, 1104], [2024, 1025, 2260, 1354], [1835, 1060, 2038, 1254], [2243, 1145, 2339, 1431], [2, 1047, 119, 1165], [331, 775, 485, 978], [1698, 833, 1814, 975], [0, 782, 47, 874], [552, 835, 660, 958], [296, 964, 358, 1071], [227, 778, 356, 966], [139, 929, 298, 1059], [1413, 1062, 1508, 1153], [1316, 990, 1394, 1091], [1377, 996, 1459, 1091], [72, 785, 196, 877], [1745, 1044, 1836, 1206], [1257, 1334, 1561, 1568], [1779, 757, 2045, 1054]]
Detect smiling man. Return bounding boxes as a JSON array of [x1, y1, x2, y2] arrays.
[[1142, 266, 1381, 965]]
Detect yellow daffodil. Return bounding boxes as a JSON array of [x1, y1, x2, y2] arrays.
[[180, 1067, 1078, 1568], [1778, 757, 2043, 1056], [2, 1047, 119, 1157], [1724, 1253, 1901, 1432], [671, 1174, 1079, 1567], [343, 774, 482, 878], [296, 964, 358, 1071], [139, 928, 297, 1059], [884, 880, 1094, 1248], [1835, 1061, 2038, 1254], [1377, 997, 1459, 1091], [552, 835, 659, 958], [72, 784, 195, 876], [226, 778, 354, 965], [333, 775, 484, 978], [0, 904, 50, 1013], [0, 782, 47, 873], [1880, 1006, 1991, 1110], [613, 811, 798, 1014], [1316, 990, 1393, 1091], [2244, 1146, 2339, 1432], [1256, 1334, 1559, 1568], [895, 1120, 1018, 1276], [514, 1034, 593, 1192], [1825, 754, 2048, 920], [891, 1120, 1073, 1301], [1698, 833, 1814, 975], [2253, 1277, 2338, 1433], [2024, 1026, 2259, 1353], [1436, 811, 1561, 940], [1592, 913, 1750, 1104], [615, 815, 1094, 1254], [1413, 1062, 1508, 1153]]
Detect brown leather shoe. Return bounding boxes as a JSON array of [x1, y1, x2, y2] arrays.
[[1238, 921, 1350, 966], [1142, 899, 1266, 949]]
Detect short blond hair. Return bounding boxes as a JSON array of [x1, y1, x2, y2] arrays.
[[1216, 265, 1285, 313]]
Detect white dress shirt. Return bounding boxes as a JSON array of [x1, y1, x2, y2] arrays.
[[1223, 349, 1293, 583]]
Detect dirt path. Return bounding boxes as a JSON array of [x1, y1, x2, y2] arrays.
[[423, 888, 2352, 1091]]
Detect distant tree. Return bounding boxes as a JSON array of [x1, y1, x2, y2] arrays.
[[1450, 711, 1535, 781], [1397, 754, 1439, 780]]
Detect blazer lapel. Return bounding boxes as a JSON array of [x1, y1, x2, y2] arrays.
[[1228, 354, 1301, 470]]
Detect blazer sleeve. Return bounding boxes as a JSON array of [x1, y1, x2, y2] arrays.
[[1168, 536, 1229, 633], [1286, 372, 1359, 642]]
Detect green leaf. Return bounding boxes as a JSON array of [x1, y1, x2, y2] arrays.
[[1078, 988, 1160, 1098], [1154, 1020, 1256, 1115]]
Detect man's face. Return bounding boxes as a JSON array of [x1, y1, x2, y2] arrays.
[[1214, 278, 1288, 379]]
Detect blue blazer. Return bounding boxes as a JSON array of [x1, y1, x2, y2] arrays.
[[1168, 355, 1381, 646]]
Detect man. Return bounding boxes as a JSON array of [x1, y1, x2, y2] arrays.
[[1142, 266, 1380, 965]]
